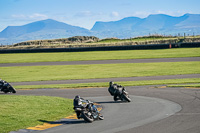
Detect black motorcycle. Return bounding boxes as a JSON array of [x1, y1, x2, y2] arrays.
[[113, 86, 131, 102], [74, 100, 104, 123], [0, 80, 16, 93]]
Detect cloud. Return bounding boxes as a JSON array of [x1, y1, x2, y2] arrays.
[[29, 13, 48, 19], [110, 11, 119, 17], [11, 14, 26, 19], [131, 10, 189, 18], [11, 13, 48, 20]]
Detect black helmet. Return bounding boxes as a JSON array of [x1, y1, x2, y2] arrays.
[[109, 81, 114, 86], [75, 95, 80, 99]]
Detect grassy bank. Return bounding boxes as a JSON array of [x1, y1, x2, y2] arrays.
[[1, 62, 200, 82], [0, 48, 200, 63], [0, 95, 73, 133], [167, 84, 200, 88], [2, 35, 200, 50]]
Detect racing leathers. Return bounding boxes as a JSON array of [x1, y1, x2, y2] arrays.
[[73, 96, 99, 119], [108, 81, 124, 101]]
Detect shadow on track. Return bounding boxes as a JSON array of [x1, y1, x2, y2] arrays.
[[97, 101, 126, 104], [38, 119, 86, 125], [0, 93, 15, 95]]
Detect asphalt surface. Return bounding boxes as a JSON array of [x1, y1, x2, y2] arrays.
[[10, 85, 200, 133], [36, 96, 181, 133], [3, 57, 200, 133]]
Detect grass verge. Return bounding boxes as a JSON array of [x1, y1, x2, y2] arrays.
[[14, 78, 200, 89], [0, 48, 200, 63], [0, 95, 73, 133], [1, 62, 200, 82], [167, 84, 200, 88]]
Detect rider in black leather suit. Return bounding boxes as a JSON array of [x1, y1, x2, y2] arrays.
[[73, 95, 99, 119], [108, 81, 124, 101]]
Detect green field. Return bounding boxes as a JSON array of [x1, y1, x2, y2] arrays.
[[0, 48, 200, 63], [1, 62, 200, 82], [1, 47, 200, 133], [0, 95, 73, 133], [167, 84, 200, 88]]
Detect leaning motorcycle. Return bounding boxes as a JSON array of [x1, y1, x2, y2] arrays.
[[74, 100, 104, 123], [114, 87, 131, 102], [0, 80, 16, 93]]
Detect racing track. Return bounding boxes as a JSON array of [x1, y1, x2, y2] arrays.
[[4, 57, 200, 133], [12, 86, 200, 133], [34, 96, 182, 133]]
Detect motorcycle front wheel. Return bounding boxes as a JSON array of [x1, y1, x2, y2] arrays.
[[11, 87, 16, 93], [98, 114, 104, 120], [122, 93, 131, 102], [82, 111, 94, 123], [9, 86, 16, 93]]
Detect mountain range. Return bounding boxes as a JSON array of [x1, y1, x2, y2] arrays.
[[0, 13, 200, 45]]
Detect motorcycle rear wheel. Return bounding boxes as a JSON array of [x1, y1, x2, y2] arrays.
[[99, 114, 104, 120]]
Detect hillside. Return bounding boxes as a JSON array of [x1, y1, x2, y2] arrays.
[[0, 19, 92, 45], [0, 13, 200, 45], [91, 14, 200, 38]]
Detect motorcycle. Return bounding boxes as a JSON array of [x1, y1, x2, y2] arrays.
[[0, 80, 16, 93], [74, 100, 104, 123], [113, 86, 131, 102]]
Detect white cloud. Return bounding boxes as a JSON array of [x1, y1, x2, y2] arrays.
[[131, 10, 189, 18], [11, 14, 26, 19], [110, 11, 119, 17], [11, 13, 48, 20], [157, 10, 166, 14], [29, 13, 48, 19]]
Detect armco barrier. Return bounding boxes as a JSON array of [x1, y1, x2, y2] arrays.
[[0, 42, 200, 53]]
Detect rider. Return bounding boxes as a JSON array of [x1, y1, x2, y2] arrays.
[[73, 95, 85, 119], [73, 95, 99, 119], [73, 95, 84, 107], [0, 79, 5, 84], [108, 81, 124, 101], [0, 79, 6, 90]]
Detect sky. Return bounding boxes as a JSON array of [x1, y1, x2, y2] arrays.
[[0, 0, 200, 32]]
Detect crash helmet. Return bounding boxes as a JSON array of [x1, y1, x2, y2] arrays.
[[109, 81, 114, 86], [75, 95, 80, 99]]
